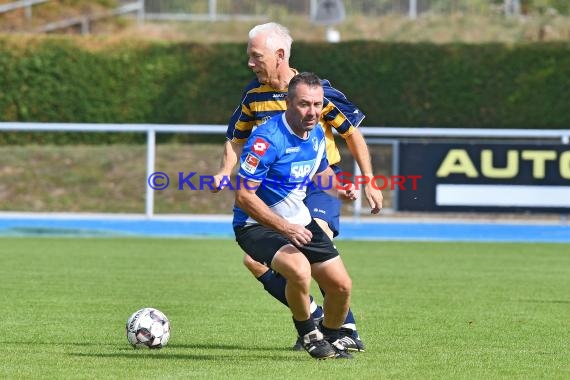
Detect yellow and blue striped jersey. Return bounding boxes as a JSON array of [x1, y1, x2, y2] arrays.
[[226, 75, 365, 166]]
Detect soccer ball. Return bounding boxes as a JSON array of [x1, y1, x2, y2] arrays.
[[126, 308, 171, 349]]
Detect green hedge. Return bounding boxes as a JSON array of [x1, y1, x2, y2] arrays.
[[0, 37, 568, 144], [293, 41, 570, 129]]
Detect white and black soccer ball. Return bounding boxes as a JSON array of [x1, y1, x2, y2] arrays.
[[126, 308, 171, 349]]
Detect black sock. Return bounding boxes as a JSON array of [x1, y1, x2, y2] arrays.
[[293, 317, 317, 338], [319, 321, 340, 342], [257, 269, 288, 306]]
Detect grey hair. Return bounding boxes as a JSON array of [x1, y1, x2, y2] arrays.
[[248, 22, 293, 61]]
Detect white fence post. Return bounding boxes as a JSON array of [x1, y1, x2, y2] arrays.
[[209, 0, 216, 21], [24, 0, 32, 18], [145, 129, 156, 218], [409, 0, 417, 20], [137, 0, 145, 24]]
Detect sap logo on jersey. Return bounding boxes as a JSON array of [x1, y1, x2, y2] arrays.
[[252, 138, 269, 156], [290, 160, 315, 179]]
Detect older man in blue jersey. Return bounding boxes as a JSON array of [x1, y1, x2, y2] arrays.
[[234, 72, 357, 360], [213, 22, 381, 352]]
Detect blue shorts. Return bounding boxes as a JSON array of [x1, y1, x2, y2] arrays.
[[304, 165, 342, 238]]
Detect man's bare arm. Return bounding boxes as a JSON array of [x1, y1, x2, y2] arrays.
[[344, 128, 383, 214], [211, 140, 244, 193], [235, 179, 313, 246]]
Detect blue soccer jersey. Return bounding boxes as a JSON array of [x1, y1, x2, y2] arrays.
[[233, 113, 329, 229]]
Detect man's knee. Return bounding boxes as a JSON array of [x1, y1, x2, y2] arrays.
[[335, 277, 352, 297], [312, 259, 352, 297], [325, 275, 352, 298], [272, 247, 311, 286], [284, 263, 312, 285]]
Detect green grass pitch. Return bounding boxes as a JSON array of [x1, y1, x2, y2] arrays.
[[1, 237, 569, 379]]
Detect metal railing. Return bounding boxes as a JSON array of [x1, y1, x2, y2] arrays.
[[37, 1, 144, 34], [4, 0, 567, 35], [0, 0, 49, 18], [2, 122, 569, 218], [136, 0, 568, 20]]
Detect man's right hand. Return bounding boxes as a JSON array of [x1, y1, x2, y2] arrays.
[[211, 173, 228, 193], [283, 223, 313, 246], [211, 140, 243, 193]]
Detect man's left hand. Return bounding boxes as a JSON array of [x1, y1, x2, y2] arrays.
[[364, 182, 383, 214]]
